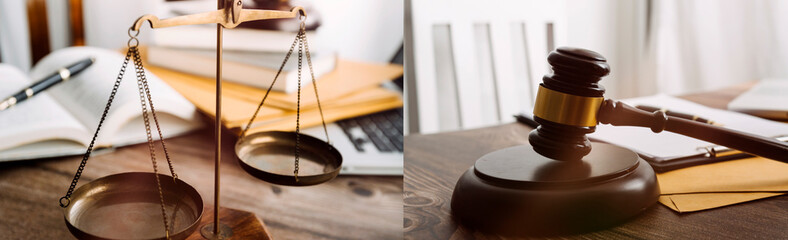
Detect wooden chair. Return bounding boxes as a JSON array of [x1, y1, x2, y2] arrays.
[[405, 0, 567, 134]]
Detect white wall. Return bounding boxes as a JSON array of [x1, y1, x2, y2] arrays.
[[0, 0, 32, 72], [563, 0, 788, 98], [82, 0, 161, 50], [652, 0, 788, 95], [310, 0, 404, 63], [564, 0, 649, 99]]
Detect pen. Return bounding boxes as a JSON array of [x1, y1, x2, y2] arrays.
[[635, 105, 720, 126], [514, 112, 540, 128], [0, 57, 94, 111]]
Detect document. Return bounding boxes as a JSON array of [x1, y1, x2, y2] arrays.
[[590, 94, 788, 161]]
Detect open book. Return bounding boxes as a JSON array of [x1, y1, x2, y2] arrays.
[[0, 47, 202, 161]]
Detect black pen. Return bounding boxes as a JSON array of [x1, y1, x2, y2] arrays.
[[514, 112, 540, 128], [635, 105, 721, 126], [0, 57, 94, 111]]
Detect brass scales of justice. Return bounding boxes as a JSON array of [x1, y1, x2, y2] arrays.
[[57, 0, 342, 239]]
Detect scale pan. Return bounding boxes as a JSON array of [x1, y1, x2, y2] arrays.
[[236, 131, 342, 186], [63, 172, 203, 240]]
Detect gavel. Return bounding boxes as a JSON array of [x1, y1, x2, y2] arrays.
[[528, 47, 788, 162]]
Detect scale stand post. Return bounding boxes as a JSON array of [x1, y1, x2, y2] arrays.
[[130, 0, 306, 239]]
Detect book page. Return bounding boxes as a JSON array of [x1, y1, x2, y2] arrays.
[[0, 65, 89, 153], [0, 140, 87, 161], [29, 46, 200, 146], [589, 94, 788, 160]]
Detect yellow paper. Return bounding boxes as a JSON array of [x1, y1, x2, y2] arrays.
[[655, 157, 788, 212], [225, 88, 402, 128], [148, 60, 403, 110], [242, 97, 403, 133], [658, 192, 784, 213], [162, 71, 400, 126], [657, 157, 788, 194], [150, 60, 403, 132]]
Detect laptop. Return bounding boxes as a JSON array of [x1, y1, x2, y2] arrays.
[[302, 45, 405, 175], [302, 108, 403, 175]]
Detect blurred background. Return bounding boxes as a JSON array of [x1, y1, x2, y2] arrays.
[[0, 0, 402, 68], [405, 0, 788, 134]]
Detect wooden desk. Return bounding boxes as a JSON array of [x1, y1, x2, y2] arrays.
[[404, 83, 788, 239], [0, 127, 402, 239]]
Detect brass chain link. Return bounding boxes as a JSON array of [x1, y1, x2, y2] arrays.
[[131, 47, 173, 238], [294, 27, 304, 181], [239, 32, 300, 140], [132, 48, 178, 180], [300, 29, 330, 145]]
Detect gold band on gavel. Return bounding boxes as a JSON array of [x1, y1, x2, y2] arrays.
[[532, 85, 604, 127]]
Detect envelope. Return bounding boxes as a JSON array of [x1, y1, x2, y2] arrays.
[[658, 192, 784, 212], [654, 157, 788, 212]]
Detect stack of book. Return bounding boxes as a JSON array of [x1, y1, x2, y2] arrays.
[[148, 0, 328, 93], [146, 59, 403, 135]]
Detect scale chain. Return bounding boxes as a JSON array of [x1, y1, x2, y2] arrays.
[[294, 29, 304, 181], [239, 32, 300, 140], [143, 66, 181, 235], [132, 47, 172, 239], [133, 48, 178, 180], [59, 49, 132, 208], [301, 31, 330, 145]]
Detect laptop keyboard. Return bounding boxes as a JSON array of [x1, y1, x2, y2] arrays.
[[337, 109, 403, 153]]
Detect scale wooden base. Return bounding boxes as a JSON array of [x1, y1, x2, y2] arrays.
[[188, 205, 271, 240], [450, 142, 660, 236]]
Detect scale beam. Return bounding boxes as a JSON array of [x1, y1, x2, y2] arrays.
[[131, 4, 305, 31]]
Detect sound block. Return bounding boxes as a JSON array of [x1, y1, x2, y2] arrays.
[[187, 205, 271, 240], [450, 142, 659, 235]]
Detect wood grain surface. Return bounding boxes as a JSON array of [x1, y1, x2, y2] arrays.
[[404, 82, 788, 239], [185, 205, 271, 240], [0, 127, 402, 239]]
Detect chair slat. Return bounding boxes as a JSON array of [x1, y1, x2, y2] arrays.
[[408, 0, 566, 133]]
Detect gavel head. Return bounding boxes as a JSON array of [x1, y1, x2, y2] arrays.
[[528, 47, 610, 161]]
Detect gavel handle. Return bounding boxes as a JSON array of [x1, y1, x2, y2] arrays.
[[597, 99, 788, 162]]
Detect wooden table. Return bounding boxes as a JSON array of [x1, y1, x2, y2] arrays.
[[0, 127, 402, 239], [404, 83, 788, 239]]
